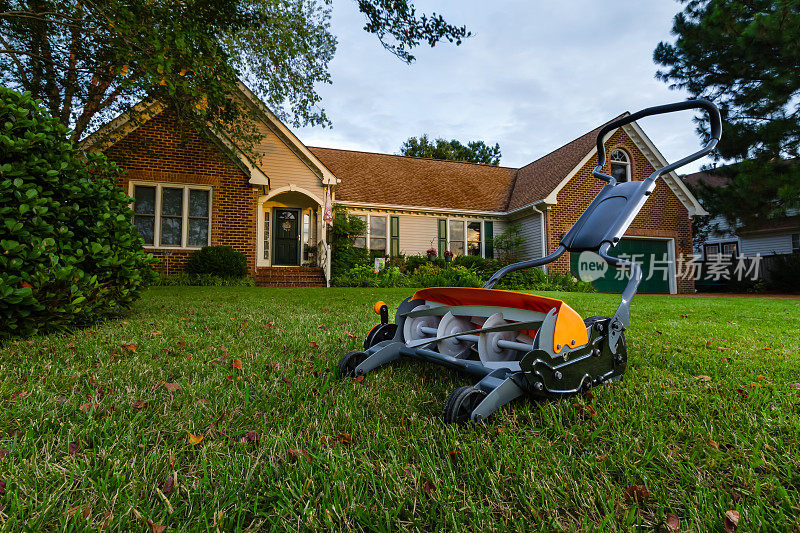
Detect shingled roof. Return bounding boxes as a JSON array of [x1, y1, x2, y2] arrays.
[[309, 147, 517, 212], [310, 114, 627, 214]]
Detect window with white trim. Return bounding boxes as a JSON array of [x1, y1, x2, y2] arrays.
[[704, 243, 721, 260], [353, 214, 367, 248], [467, 221, 482, 256], [449, 219, 464, 256], [610, 149, 631, 182], [369, 215, 387, 254], [131, 183, 211, 248]]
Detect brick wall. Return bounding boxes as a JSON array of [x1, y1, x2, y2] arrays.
[[105, 110, 258, 275], [545, 129, 695, 294]]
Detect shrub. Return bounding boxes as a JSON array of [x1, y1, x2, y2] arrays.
[[408, 264, 483, 288], [0, 88, 154, 338], [453, 255, 501, 278], [768, 252, 800, 293], [404, 254, 429, 274], [332, 265, 408, 288], [491, 224, 524, 264], [185, 246, 247, 278], [330, 208, 369, 278]]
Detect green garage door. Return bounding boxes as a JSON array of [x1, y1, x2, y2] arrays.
[[570, 238, 671, 294]]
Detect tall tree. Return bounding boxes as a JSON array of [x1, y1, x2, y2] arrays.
[[0, 0, 470, 145], [654, 0, 800, 227], [400, 134, 501, 165]]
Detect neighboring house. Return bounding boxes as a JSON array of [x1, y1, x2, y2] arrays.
[[83, 83, 707, 293], [682, 170, 800, 261]]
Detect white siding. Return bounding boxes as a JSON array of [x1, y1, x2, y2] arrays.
[[740, 233, 794, 257], [514, 213, 544, 260], [398, 214, 439, 256]]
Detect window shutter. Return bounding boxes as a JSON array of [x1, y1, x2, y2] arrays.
[[390, 216, 400, 257], [484, 221, 494, 258], [438, 219, 447, 256]]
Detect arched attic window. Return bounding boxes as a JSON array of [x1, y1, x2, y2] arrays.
[[610, 149, 631, 182]]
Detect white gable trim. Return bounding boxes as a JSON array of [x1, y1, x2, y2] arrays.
[[622, 122, 708, 217], [264, 184, 324, 206], [79, 100, 165, 152], [234, 82, 339, 186]]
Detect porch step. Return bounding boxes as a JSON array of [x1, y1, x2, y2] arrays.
[[255, 267, 326, 287]]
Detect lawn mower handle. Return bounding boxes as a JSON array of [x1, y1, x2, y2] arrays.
[[593, 99, 722, 184]]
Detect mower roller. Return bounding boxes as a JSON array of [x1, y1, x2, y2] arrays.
[[337, 100, 722, 424]]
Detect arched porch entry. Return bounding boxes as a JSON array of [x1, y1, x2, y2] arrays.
[[256, 185, 330, 285]]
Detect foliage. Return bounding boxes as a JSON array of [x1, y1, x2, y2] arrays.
[[452, 255, 500, 279], [490, 223, 524, 265], [332, 265, 407, 288], [153, 272, 255, 287], [185, 246, 248, 278], [407, 264, 483, 288], [0, 0, 469, 150], [0, 87, 153, 338], [400, 134, 501, 165], [767, 252, 800, 293], [330, 208, 369, 278], [654, 0, 800, 226]]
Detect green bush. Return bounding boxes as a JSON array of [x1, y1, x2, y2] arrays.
[[185, 246, 247, 278], [332, 265, 408, 288], [768, 252, 800, 293], [407, 264, 483, 288], [154, 273, 255, 287], [453, 255, 501, 278], [330, 209, 369, 278], [0, 87, 154, 338], [404, 254, 429, 274]]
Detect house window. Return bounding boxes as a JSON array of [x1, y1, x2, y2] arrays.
[[263, 210, 270, 260], [467, 221, 482, 256], [369, 215, 387, 254], [792, 233, 799, 252], [722, 242, 738, 257], [131, 183, 211, 248], [449, 220, 465, 256], [353, 215, 367, 248], [610, 149, 630, 182], [704, 243, 721, 260]]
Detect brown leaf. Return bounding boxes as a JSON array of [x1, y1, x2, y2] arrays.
[[334, 433, 351, 446], [121, 343, 137, 353], [320, 435, 331, 448], [81, 505, 92, 518], [233, 358, 243, 371], [696, 375, 712, 382], [225, 374, 233, 382], [708, 439, 720, 451], [133, 400, 146, 410], [244, 430, 257, 443], [79, 402, 99, 412], [151, 330, 162, 337], [162, 474, 175, 495], [187, 432, 203, 445], [287, 449, 301, 462], [664, 512, 680, 532], [724, 510, 740, 531], [177, 341, 186, 350], [344, 331, 356, 338], [422, 480, 436, 497], [147, 519, 167, 533], [623, 485, 650, 504], [309, 341, 319, 349], [68, 442, 80, 456], [317, 324, 325, 329], [164, 382, 180, 393], [353, 375, 365, 384]]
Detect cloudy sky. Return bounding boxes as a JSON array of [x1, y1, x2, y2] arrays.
[[295, 0, 712, 173]]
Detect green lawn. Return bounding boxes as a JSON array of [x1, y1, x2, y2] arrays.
[[1, 287, 799, 531]]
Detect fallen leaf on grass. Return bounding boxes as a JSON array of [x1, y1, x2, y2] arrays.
[[664, 513, 679, 532], [708, 439, 720, 451], [79, 402, 99, 412], [187, 433, 203, 445], [164, 382, 180, 393], [151, 330, 162, 337], [335, 433, 351, 446], [133, 400, 146, 410], [317, 324, 325, 329], [244, 430, 257, 443], [696, 375, 712, 382], [287, 449, 312, 462], [233, 358, 243, 370], [226, 374, 233, 381], [162, 474, 175, 495], [147, 519, 166, 533], [735, 388, 748, 398], [724, 510, 740, 531], [68, 442, 80, 456], [121, 343, 137, 353], [448, 451, 460, 462], [717, 346, 729, 352], [422, 480, 436, 497], [353, 375, 365, 384], [572, 403, 597, 416], [623, 485, 650, 504], [309, 341, 319, 349], [344, 331, 356, 338]]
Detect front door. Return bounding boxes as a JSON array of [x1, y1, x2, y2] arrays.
[[274, 208, 300, 266]]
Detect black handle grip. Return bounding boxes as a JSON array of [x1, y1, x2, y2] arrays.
[[594, 99, 722, 182]]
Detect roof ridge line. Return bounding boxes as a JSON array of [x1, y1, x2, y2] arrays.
[[307, 146, 518, 170]]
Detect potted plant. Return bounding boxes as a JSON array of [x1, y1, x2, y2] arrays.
[[426, 247, 437, 261], [444, 250, 453, 263]]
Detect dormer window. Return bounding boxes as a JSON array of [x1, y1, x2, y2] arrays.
[[610, 149, 631, 181]]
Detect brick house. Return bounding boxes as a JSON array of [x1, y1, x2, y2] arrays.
[[83, 84, 706, 293]]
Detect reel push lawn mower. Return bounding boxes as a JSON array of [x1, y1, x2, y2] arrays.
[[338, 100, 721, 424]]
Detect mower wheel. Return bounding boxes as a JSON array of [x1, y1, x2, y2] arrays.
[[337, 350, 368, 379], [364, 323, 398, 350], [443, 386, 488, 424]]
